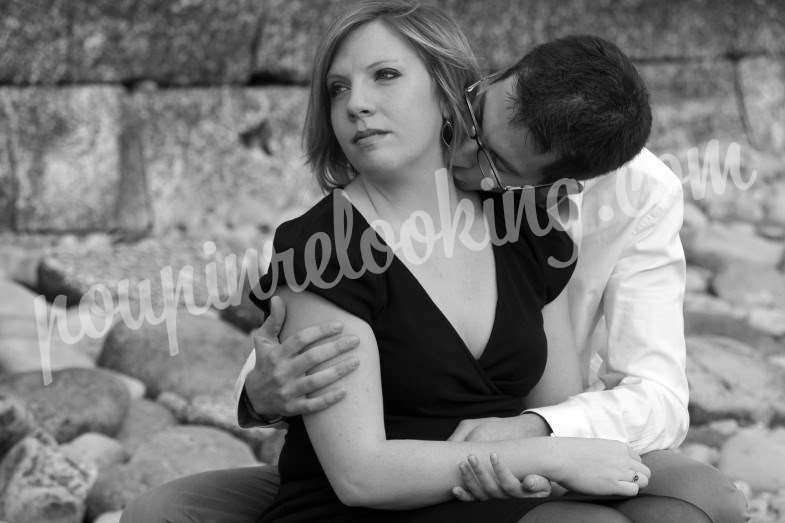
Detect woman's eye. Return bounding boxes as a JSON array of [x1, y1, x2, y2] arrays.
[[375, 69, 400, 81], [327, 83, 348, 98]]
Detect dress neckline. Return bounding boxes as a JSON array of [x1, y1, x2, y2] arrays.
[[336, 190, 502, 362]]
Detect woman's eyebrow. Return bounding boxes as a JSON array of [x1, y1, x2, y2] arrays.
[[327, 59, 401, 80]]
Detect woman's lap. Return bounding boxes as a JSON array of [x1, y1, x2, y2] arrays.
[[119, 450, 747, 523]]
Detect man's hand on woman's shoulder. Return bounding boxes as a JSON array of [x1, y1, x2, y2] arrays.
[[244, 296, 361, 419]]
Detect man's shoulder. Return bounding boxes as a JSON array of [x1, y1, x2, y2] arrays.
[[583, 148, 683, 222]]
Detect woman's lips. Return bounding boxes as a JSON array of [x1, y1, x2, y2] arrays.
[[352, 129, 389, 144]]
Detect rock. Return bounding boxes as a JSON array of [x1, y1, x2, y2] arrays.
[[100, 370, 146, 400], [747, 307, 785, 338], [764, 179, 785, 227], [0, 368, 130, 443], [686, 336, 785, 424], [99, 311, 250, 401], [0, 436, 96, 523], [38, 237, 243, 312], [685, 419, 740, 448], [719, 427, 785, 492], [683, 223, 785, 271], [86, 425, 256, 517], [683, 294, 781, 353], [136, 87, 319, 235], [115, 399, 178, 454], [163, 392, 284, 464], [0, 393, 40, 458], [0, 87, 125, 233], [643, 61, 744, 166], [685, 266, 712, 294], [60, 433, 127, 471], [738, 57, 785, 154], [0, 281, 110, 375], [67, 1, 266, 84], [712, 262, 785, 309], [679, 442, 720, 466], [93, 511, 123, 523], [0, 2, 70, 84]]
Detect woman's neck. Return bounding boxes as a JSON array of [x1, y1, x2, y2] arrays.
[[346, 164, 471, 232]]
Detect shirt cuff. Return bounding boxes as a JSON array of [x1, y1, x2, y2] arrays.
[[238, 386, 284, 428], [523, 403, 594, 439]]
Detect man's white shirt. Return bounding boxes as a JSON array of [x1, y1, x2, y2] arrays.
[[236, 147, 690, 453], [527, 147, 689, 453]]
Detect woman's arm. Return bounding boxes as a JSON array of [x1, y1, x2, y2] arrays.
[[525, 288, 583, 409], [278, 288, 646, 510]]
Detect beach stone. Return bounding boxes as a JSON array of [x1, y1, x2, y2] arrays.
[[101, 370, 146, 400], [686, 336, 785, 424], [37, 237, 241, 311], [685, 419, 740, 448], [86, 425, 256, 517], [93, 511, 123, 523], [683, 294, 781, 353], [0, 368, 130, 443], [0, 393, 40, 458], [60, 433, 127, 471], [164, 391, 284, 464], [683, 222, 785, 271], [99, 311, 250, 401], [0, 281, 110, 375], [712, 262, 785, 309], [115, 399, 178, 454], [719, 427, 785, 492], [679, 442, 720, 467], [685, 266, 712, 294], [0, 436, 96, 523], [747, 307, 785, 338]]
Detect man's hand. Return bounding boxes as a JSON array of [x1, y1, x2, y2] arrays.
[[452, 453, 554, 502], [449, 413, 554, 498], [244, 296, 360, 418], [448, 413, 551, 442]]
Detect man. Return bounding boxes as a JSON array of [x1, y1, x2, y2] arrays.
[[122, 36, 747, 522]]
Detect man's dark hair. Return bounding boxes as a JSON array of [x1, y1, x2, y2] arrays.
[[503, 35, 652, 182]]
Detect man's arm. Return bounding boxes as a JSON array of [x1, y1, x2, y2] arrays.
[[235, 296, 361, 428], [527, 181, 689, 452]]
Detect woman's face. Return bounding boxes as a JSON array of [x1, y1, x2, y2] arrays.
[[327, 20, 445, 178]]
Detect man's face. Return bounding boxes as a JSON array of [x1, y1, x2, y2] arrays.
[[453, 75, 559, 190]]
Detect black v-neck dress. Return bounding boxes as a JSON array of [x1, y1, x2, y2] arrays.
[[250, 190, 576, 522]]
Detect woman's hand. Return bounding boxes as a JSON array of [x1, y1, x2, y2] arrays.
[[549, 438, 651, 496], [452, 453, 555, 501]]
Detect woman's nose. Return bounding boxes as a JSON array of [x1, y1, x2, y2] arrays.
[[346, 83, 375, 120]]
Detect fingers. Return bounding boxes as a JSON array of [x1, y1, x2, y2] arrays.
[[518, 474, 553, 498], [451, 486, 476, 502], [288, 336, 360, 376], [288, 358, 360, 397], [260, 296, 286, 342], [277, 322, 345, 360], [459, 459, 489, 501], [489, 454, 527, 498], [467, 455, 505, 499], [284, 389, 347, 416]]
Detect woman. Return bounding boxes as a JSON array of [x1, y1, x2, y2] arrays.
[[250, 1, 649, 521]]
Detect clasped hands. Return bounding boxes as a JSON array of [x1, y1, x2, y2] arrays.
[[244, 298, 649, 502]]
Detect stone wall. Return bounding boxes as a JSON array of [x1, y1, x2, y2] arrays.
[[1, 0, 783, 236]]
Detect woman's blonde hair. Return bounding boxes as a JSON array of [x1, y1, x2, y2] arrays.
[[303, 0, 480, 192]]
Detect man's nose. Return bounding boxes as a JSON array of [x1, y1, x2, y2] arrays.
[[450, 137, 479, 168]]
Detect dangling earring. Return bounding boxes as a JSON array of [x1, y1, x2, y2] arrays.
[[441, 118, 454, 148]]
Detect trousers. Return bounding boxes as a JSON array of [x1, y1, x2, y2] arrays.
[[120, 450, 748, 523]]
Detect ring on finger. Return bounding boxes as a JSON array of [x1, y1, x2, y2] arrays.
[[632, 472, 639, 483]]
